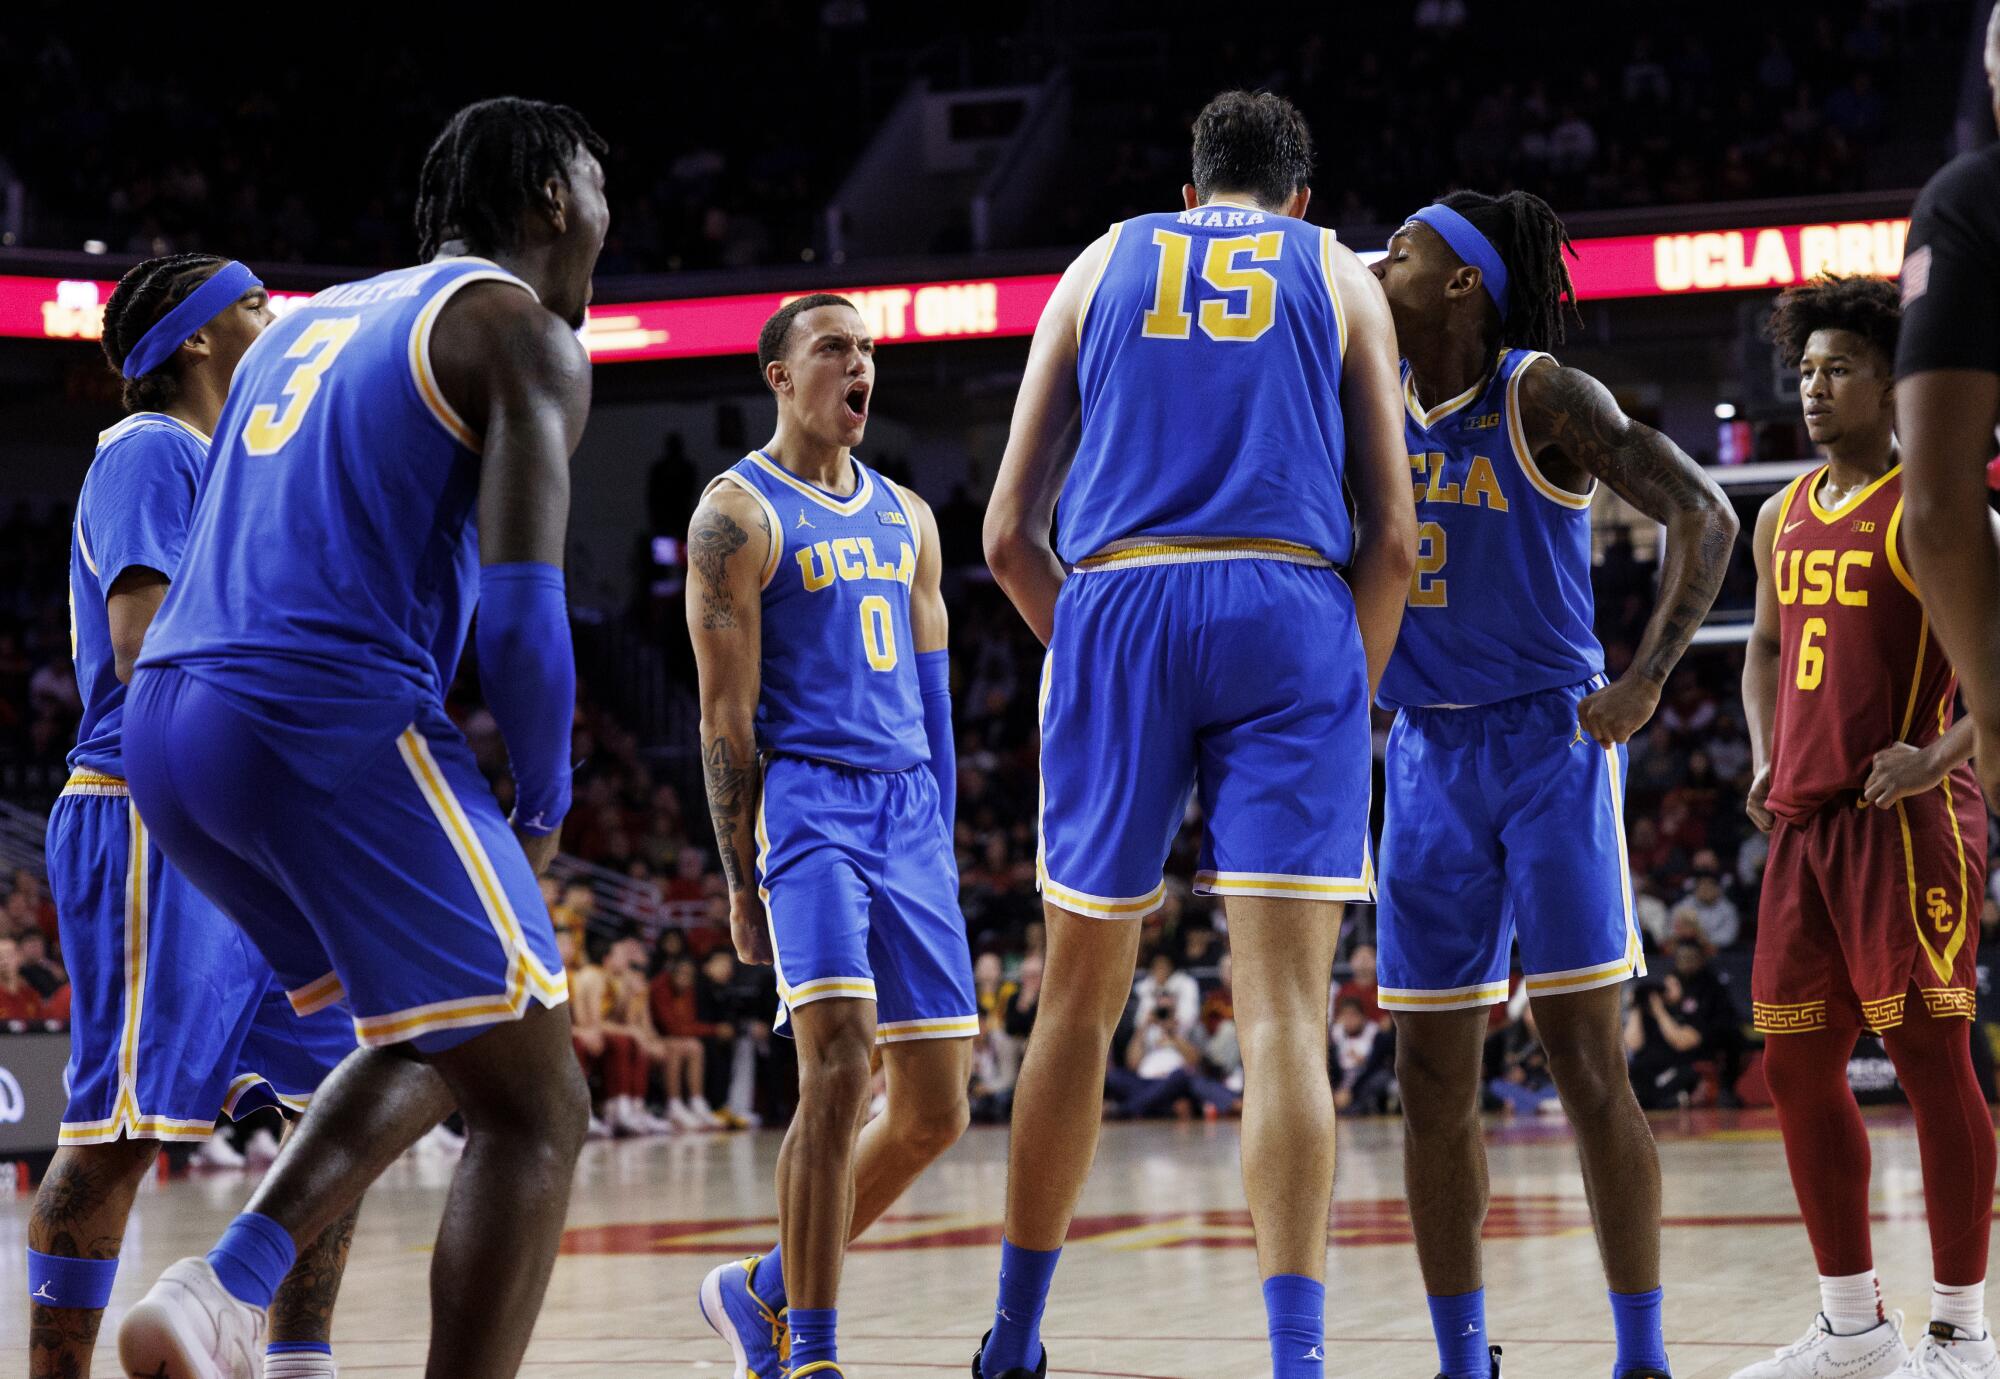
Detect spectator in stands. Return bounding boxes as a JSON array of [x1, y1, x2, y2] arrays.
[[650, 955, 729, 1128], [1634, 876, 1674, 952], [608, 936, 715, 1130], [1201, 953, 1242, 1095], [553, 880, 595, 950], [1625, 972, 1709, 1109], [1337, 943, 1383, 1023], [1106, 979, 1238, 1119], [15, 926, 64, 999], [1668, 937, 1744, 1099], [1180, 923, 1223, 989], [0, 933, 43, 1023], [1488, 1006, 1563, 1116], [1132, 951, 1200, 1034], [1002, 952, 1043, 1043], [1671, 865, 1742, 949], [568, 933, 665, 1137], [1330, 995, 1395, 1114]]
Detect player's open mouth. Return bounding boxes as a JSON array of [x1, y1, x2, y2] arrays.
[[843, 384, 869, 425]]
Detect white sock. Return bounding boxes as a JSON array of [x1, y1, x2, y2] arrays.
[[1820, 1271, 1885, 1334], [1933, 1280, 1987, 1336], [264, 1353, 336, 1378]]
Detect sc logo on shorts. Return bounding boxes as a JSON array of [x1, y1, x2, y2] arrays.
[[0, 1066, 23, 1124]]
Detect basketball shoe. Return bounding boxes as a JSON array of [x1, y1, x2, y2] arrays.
[[700, 1254, 789, 1379], [1730, 1312, 1909, 1379], [1892, 1321, 2000, 1379], [118, 1256, 266, 1379]]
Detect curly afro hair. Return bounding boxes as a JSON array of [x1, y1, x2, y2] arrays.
[[1763, 274, 1900, 370]]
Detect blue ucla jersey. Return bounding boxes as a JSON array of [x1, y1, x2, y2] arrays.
[[68, 413, 209, 778], [716, 451, 927, 773], [138, 257, 534, 784], [1376, 348, 1605, 710], [1062, 200, 1352, 564]]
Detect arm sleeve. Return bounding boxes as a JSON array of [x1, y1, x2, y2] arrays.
[[475, 562, 576, 835], [82, 430, 202, 598], [1897, 149, 2000, 379], [917, 649, 955, 834]]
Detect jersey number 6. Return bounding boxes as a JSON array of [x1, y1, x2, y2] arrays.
[[1141, 230, 1283, 343], [242, 317, 363, 456]]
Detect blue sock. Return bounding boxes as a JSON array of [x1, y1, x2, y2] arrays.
[[754, 1243, 786, 1308], [1428, 1288, 1490, 1379], [267, 1343, 334, 1355], [206, 1211, 296, 1310], [1263, 1274, 1327, 1379], [1610, 1287, 1668, 1375], [789, 1306, 837, 1370], [983, 1239, 1061, 1373], [26, 1249, 119, 1310]]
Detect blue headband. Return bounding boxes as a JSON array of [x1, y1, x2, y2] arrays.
[[120, 260, 263, 380], [1409, 205, 1510, 322]]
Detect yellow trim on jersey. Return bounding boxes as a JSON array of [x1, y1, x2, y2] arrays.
[[74, 516, 99, 578], [61, 769, 129, 797], [888, 479, 924, 563], [1318, 227, 1348, 360], [1807, 462, 1901, 524], [1193, 864, 1374, 901], [116, 803, 151, 1136], [780, 977, 880, 1008], [706, 472, 785, 589], [1897, 611, 1931, 742], [288, 969, 347, 1017], [1504, 353, 1594, 510], [1034, 651, 1053, 895], [96, 412, 212, 449], [749, 450, 874, 516], [1885, 497, 1919, 597], [1524, 952, 1641, 995], [876, 1015, 980, 1044], [1604, 743, 1644, 977], [1378, 980, 1512, 1010], [1074, 537, 1330, 571], [1895, 797, 1967, 985], [407, 266, 536, 454], [1772, 471, 1812, 556], [1075, 220, 1124, 348], [1404, 370, 1484, 431], [1038, 871, 1168, 919]]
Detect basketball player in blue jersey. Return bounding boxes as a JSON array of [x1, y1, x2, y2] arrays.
[[974, 91, 1417, 1379], [28, 255, 359, 1379], [112, 98, 607, 1379], [1371, 190, 1738, 1379], [688, 293, 976, 1379]]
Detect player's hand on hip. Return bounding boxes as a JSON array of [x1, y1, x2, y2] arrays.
[[1576, 674, 1660, 747], [730, 894, 774, 966], [1745, 764, 1775, 834], [515, 824, 563, 876], [1862, 741, 1947, 809]]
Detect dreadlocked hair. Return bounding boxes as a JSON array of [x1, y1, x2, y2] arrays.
[[414, 96, 607, 261], [1438, 189, 1578, 352], [1762, 273, 1900, 370], [100, 253, 227, 413]]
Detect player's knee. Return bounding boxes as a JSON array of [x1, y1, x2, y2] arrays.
[[798, 1026, 875, 1117], [1394, 1030, 1480, 1122], [1543, 1040, 1629, 1115], [895, 1088, 970, 1159]]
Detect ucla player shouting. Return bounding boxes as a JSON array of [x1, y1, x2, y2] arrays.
[[974, 91, 1416, 1379], [689, 294, 975, 1379], [114, 97, 607, 1378], [1371, 190, 1737, 1379]]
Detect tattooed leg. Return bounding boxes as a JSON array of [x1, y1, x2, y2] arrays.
[[268, 1200, 360, 1346], [28, 1136, 160, 1379]]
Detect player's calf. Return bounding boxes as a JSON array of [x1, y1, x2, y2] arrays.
[[27, 1137, 159, 1378]]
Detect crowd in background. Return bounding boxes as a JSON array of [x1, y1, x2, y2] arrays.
[[0, 2, 1961, 273]]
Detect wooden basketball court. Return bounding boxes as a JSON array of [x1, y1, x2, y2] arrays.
[[0, 1108, 1958, 1376]]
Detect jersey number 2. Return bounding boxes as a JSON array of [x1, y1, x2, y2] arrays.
[[1142, 230, 1283, 342], [242, 317, 362, 456]]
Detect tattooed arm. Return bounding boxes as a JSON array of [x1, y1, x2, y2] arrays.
[[1516, 360, 1739, 745], [686, 482, 775, 965]]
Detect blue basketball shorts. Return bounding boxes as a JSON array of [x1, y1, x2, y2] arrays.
[[46, 775, 355, 1144], [756, 754, 977, 1044], [122, 668, 567, 1055], [1375, 675, 1645, 1011], [1036, 550, 1375, 919]]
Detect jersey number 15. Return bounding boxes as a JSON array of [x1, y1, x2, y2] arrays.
[[1141, 230, 1283, 343]]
